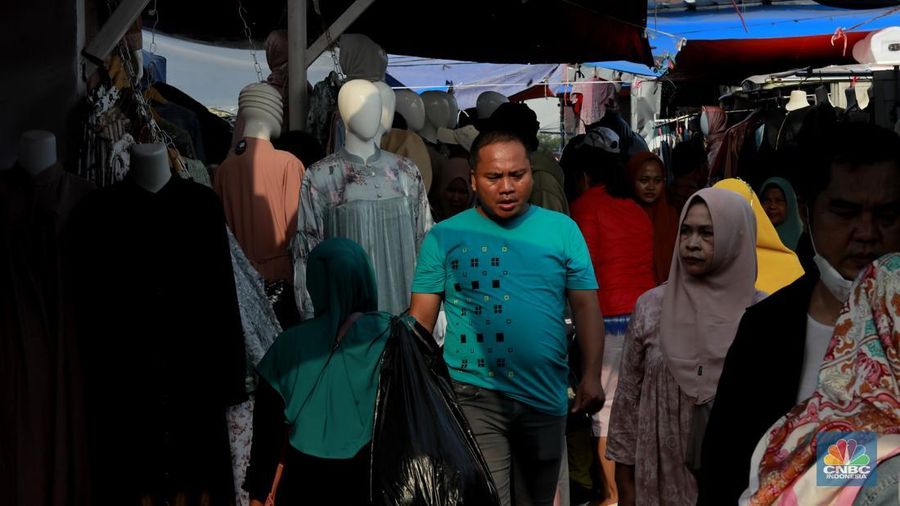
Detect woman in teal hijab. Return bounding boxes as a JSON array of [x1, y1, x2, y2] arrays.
[[246, 238, 391, 505], [759, 177, 804, 251]]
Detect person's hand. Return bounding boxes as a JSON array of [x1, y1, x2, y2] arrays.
[[571, 373, 605, 414]]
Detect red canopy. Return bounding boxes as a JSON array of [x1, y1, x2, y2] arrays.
[[669, 31, 872, 84]]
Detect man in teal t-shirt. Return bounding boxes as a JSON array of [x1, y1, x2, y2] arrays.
[[410, 130, 606, 506]]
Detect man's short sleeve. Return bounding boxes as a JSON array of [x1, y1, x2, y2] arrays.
[[564, 219, 599, 291], [411, 229, 446, 294]]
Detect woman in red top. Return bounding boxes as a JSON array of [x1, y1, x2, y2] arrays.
[[627, 151, 679, 285], [568, 127, 656, 505]]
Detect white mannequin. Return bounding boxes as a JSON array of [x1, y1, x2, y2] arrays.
[[18, 130, 57, 176], [373, 81, 396, 147], [420, 91, 450, 143], [129, 143, 171, 193], [785, 90, 811, 112], [237, 83, 284, 141], [338, 79, 382, 161], [444, 93, 460, 129], [700, 111, 710, 136], [395, 89, 426, 132], [476, 91, 509, 120]]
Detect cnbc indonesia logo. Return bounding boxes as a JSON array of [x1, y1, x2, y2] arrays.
[[821, 438, 872, 481]]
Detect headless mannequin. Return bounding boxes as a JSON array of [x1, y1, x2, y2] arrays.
[[420, 91, 451, 144], [129, 143, 171, 193], [373, 81, 396, 147], [18, 130, 57, 176], [395, 89, 426, 132], [339, 79, 382, 160], [700, 112, 710, 136], [476, 91, 509, 120], [785, 90, 811, 112]]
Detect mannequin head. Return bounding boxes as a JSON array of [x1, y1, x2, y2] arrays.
[[445, 93, 460, 128], [338, 79, 382, 160], [700, 111, 710, 136], [18, 130, 57, 175], [373, 81, 396, 146], [238, 83, 284, 140], [129, 143, 171, 193], [476, 91, 509, 120], [395, 89, 426, 132], [420, 91, 451, 143]]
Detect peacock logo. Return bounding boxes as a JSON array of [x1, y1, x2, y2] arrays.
[[821, 437, 873, 481], [824, 439, 871, 467]]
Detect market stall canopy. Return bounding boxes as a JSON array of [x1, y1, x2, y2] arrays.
[[143, 0, 653, 65], [669, 31, 872, 84], [650, 3, 900, 83]]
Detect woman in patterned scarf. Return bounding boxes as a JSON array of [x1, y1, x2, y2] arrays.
[[744, 253, 900, 505]]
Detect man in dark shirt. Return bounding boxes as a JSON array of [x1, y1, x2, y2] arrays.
[[699, 122, 900, 504]]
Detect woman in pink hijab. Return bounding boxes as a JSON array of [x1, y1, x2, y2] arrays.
[[606, 188, 765, 506]]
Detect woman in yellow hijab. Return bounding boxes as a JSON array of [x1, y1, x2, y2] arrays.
[[713, 178, 804, 294]]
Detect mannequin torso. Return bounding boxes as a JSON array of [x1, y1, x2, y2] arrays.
[[129, 143, 171, 193], [18, 130, 57, 176]]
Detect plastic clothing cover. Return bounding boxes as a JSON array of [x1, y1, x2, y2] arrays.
[[371, 317, 500, 505]]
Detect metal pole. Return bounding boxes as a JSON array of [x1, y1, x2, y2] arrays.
[[82, 0, 151, 77], [288, 0, 308, 131]]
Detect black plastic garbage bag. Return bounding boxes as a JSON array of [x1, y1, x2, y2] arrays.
[[371, 317, 500, 505]]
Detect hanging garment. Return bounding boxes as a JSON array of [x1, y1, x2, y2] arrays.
[[0, 163, 95, 506], [717, 111, 760, 181], [572, 77, 617, 134], [154, 100, 206, 164], [69, 177, 246, 506], [307, 73, 340, 150], [214, 137, 304, 284], [224, 227, 282, 506], [152, 82, 234, 165], [291, 149, 432, 318], [702, 106, 727, 180]]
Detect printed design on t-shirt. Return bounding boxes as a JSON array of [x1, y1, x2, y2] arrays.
[[450, 242, 515, 378]]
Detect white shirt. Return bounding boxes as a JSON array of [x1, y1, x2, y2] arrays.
[[796, 315, 835, 402]]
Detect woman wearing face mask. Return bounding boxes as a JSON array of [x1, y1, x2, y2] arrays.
[[743, 253, 900, 506], [627, 152, 679, 285], [606, 188, 765, 506]]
